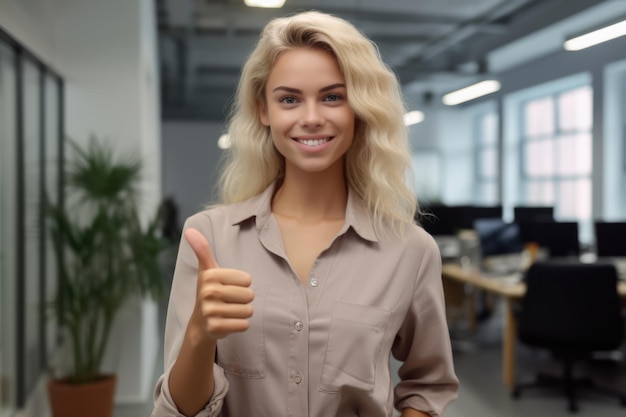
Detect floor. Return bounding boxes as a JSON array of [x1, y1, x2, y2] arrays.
[[116, 299, 626, 417], [443, 306, 626, 417]]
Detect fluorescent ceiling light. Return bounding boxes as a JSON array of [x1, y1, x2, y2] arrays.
[[442, 80, 501, 106], [404, 110, 425, 126], [217, 133, 231, 149], [244, 0, 286, 8], [564, 18, 626, 51]]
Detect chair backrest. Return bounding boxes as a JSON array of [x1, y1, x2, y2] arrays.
[[518, 261, 624, 352]]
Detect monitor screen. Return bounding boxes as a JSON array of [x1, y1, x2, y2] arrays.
[[594, 221, 626, 257], [419, 205, 475, 235], [517, 221, 580, 257], [513, 206, 554, 222], [419, 204, 503, 235], [419, 205, 459, 235], [460, 206, 503, 230], [474, 218, 524, 257]]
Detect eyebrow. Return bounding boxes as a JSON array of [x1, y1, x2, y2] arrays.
[[272, 83, 346, 94]]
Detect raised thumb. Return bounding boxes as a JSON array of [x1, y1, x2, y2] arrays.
[[184, 227, 219, 270]]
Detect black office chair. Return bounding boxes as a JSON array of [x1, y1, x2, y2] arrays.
[[512, 261, 626, 412]]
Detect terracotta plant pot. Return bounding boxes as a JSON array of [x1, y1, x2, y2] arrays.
[[47, 375, 117, 417]]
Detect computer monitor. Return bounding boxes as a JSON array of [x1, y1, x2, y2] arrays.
[[419, 204, 503, 236], [458, 205, 503, 230], [513, 206, 554, 222], [594, 221, 626, 257], [419, 204, 475, 235], [419, 204, 459, 236], [517, 221, 580, 257], [473, 218, 524, 257]]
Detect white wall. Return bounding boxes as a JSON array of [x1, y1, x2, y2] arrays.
[[0, 0, 162, 411], [406, 98, 475, 205]]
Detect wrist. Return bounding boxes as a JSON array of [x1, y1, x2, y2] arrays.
[[401, 409, 431, 417], [187, 309, 218, 349]]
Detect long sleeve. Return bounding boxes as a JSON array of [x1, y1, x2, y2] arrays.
[[151, 217, 230, 417], [392, 234, 459, 416]]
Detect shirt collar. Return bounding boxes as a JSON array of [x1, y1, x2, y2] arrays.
[[229, 181, 378, 242]]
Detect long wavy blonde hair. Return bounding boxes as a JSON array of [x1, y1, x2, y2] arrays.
[[219, 11, 418, 235]]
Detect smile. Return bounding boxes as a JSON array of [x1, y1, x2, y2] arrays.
[[294, 137, 332, 147]]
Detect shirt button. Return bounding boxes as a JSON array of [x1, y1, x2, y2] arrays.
[[310, 278, 319, 287], [294, 321, 303, 331], [294, 374, 302, 384]]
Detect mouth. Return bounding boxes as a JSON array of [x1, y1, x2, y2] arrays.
[[292, 136, 334, 147]]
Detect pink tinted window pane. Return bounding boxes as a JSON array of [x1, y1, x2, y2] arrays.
[[481, 113, 498, 145], [558, 179, 591, 219], [555, 134, 592, 176], [558, 86, 592, 131], [524, 97, 554, 136], [480, 148, 498, 178], [525, 140, 554, 176], [526, 181, 554, 205]]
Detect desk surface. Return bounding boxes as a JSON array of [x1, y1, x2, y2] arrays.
[[442, 263, 626, 298]]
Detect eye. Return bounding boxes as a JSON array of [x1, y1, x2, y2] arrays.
[[279, 96, 298, 104], [324, 93, 342, 102]]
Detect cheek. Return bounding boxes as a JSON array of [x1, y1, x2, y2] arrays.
[[344, 114, 356, 137], [343, 108, 356, 128], [269, 128, 286, 150], [266, 108, 294, 130]]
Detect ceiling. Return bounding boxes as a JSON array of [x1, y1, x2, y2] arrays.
[[156, 0, 616, 121]]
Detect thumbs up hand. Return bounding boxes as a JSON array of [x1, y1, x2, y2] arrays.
[[184, 227, 254, 341]]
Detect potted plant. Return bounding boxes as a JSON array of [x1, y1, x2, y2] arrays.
[[45, 137, 167, 417]]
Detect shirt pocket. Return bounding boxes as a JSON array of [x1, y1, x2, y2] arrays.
[[319, 302, 392, 393], [216, 285, 269, 378]]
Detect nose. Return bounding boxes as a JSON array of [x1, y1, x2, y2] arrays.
[[301, 102, 324, 127]]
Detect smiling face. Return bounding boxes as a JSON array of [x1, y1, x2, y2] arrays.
[[260, 47, 356, 178]]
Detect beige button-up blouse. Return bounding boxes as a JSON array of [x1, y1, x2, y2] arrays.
[[152, 183, 459, 417]]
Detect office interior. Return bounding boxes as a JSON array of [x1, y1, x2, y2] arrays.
[[1, 0, 626, 416]]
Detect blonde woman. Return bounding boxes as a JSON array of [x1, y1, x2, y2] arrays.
[[153, 11, 458, 417]]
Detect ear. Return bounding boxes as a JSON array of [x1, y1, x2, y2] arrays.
[[259, 100, 270, 127]]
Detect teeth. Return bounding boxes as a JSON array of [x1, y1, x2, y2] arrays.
[[298, 138, 330, 146]]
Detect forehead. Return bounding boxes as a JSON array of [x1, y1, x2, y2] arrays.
[[265, 48, 345, 89]]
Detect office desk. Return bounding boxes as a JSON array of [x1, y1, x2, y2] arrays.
[[441, 263, 626, 388]]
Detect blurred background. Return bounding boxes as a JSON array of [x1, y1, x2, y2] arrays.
[[1, 0, 626, 416]]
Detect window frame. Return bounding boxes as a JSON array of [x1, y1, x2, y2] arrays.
[[473, 103, 500, 205], [519, 83, 592, 222], [0, 27, 65, 411]]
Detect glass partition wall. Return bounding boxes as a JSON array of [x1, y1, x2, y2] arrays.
[[0, 39, 17, 417], [0, 29, 64, 414]]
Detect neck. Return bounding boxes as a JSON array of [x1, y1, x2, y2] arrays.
[[272, 166, 347, 222]]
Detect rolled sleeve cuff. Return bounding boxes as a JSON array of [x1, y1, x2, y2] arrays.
[[394, 380, 459, 417], [152, 364, 229, 417]]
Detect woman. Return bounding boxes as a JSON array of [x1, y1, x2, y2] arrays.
[[152, 10, 458, 417]]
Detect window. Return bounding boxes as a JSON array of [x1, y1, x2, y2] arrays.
[[521, 85, 592, 223], [0, 29, 63, 411], [0, 38, 17, 417], [475, 111, 499, 205], [412, 151, 442, 205]]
